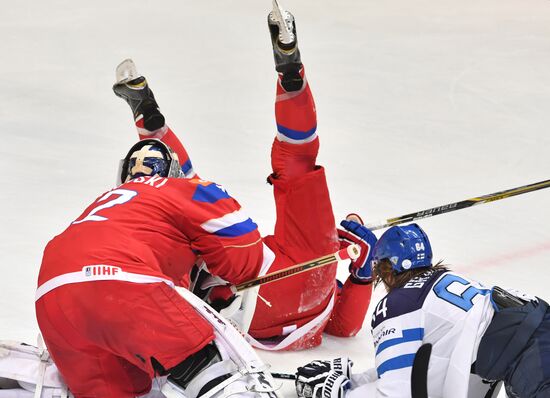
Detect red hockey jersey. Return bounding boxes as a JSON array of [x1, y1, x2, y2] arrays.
[[37, 176, 263, 294]]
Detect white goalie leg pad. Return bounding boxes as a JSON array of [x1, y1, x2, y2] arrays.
[[165, 287, 280, 398], [0, 340, 72, 398]]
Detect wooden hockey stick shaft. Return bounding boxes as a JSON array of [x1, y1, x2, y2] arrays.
[[235, 244, 361, 292], [365, 178, 550, 231]]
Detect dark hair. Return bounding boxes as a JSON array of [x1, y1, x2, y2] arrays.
[[373, 259, 449, 290]]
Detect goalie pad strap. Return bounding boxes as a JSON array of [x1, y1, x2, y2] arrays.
[[183, 358, 238, 398], [172, 287, 279, 397], [245, 293, 335, 351], [0, 341, 70, 397]]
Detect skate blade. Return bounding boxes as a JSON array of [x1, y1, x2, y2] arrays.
[[270, 0, 295, 45], [115, 58, 141, 85]]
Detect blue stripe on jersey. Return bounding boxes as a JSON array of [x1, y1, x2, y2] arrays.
[[181, 159, 193, 174], [276, 124, 317, 140], [192, 184, 231, 203], [214, 218, 258, 238], [377, 354, 416, 377], [376, 328, 424, 355]]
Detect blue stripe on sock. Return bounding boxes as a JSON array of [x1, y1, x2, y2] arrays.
[[214, 218, 258, 238], [276, 124, 317, 140]]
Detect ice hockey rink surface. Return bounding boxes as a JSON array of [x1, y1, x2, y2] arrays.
[[1, 0, 550, 396]]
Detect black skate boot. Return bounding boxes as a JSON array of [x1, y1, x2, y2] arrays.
[[112, 59, 165, 131], [268, 1, 303, 91]]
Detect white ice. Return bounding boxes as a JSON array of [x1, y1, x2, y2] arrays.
[[1, 0, 549, 397]]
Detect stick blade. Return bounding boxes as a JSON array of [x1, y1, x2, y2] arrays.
[[411, 343, 432, 398]]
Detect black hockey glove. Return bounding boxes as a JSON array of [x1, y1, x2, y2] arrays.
[[190, 265, 237, 311], [295, 358, 353, 398]]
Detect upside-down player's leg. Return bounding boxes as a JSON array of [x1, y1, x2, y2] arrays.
[[113, 59, 196, 178], [267, 4, 337, 263], [269, 68, 338, 259], [246, 7, 339, 350]]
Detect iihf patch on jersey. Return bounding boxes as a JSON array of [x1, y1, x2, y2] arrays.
[[83, 265, 122, 277]]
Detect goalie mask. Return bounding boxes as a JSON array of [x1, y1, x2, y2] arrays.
[[372, 224, 433, 274], [117, 139, 182, 185]]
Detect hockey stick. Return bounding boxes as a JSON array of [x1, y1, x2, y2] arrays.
[[271, 372, 296, 380], [235, 244, 360, 291], [236, 179, 550, 291], [411, 343, 432, 398], [365, 178, 550, 231]]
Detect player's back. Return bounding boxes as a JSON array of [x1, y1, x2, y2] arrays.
[[38, 175, 264, 289], [368, 269, 496, 398]]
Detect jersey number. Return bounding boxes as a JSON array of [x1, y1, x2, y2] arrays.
[[433, 274, 489, 311], [72, 189, 137, 224], [372, 298, 388, 323]]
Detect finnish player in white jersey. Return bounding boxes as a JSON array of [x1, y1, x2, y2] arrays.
[[295, 224, 550, 398]]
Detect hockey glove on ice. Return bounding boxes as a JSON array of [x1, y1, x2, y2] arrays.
[[338, 214, 377, 284], [296, 358, 353, 398]]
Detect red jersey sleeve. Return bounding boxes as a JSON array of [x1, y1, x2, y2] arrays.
[[170, 179, 263, 284]]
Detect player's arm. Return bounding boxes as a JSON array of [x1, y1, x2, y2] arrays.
[[192, 228, 264, 284], [370, 307, 425, 397], [296, 312, 424, 398], [325, 216, 376, 337], [181, 183, 264, 332], [180, 182, 264, 284], [296, 301, 425, 398]]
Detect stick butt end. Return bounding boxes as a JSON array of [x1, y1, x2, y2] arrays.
[[336, 244, 361, 261]]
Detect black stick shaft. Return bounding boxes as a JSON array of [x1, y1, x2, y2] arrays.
[[271, 372, 296, 380], [366, 179, 550, 231], [411, 343, 432, 398]]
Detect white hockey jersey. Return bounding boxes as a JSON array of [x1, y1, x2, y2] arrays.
[[348, 270, 496, 398]]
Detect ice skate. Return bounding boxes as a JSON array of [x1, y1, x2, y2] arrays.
[[113, 59, 165, 131], [268, 0, 303, 91]]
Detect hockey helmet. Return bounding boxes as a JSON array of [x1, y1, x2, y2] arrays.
[[118, 139, 182, 184], [372, 224, 433, 273]]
